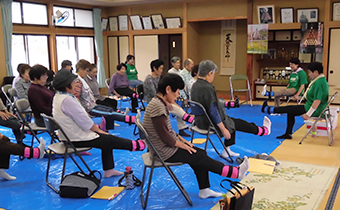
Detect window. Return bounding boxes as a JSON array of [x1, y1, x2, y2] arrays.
[[12, 2, 22, 24], [11, 34, 50, 76], [22, 2, 48, 25], [74, 9, 93, 28], [56, 36, 95, 70]]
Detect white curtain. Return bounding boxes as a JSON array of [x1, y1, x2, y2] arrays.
[[1, 0, 13, 76]]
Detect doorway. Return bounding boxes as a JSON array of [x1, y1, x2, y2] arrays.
[[158, 34, 182, 73]]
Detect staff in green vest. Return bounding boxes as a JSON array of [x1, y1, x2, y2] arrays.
[[261, 62, 329, 139], [125, 55, 143, 88]]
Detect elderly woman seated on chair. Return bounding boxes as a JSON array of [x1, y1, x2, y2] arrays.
[[191, 60, 271, 159], [52, 69, 146, 178], [142, 73, 249, 199], [262, 62, 329, 139], [0, 132, 45, 181], [14, 64, 31, 100]]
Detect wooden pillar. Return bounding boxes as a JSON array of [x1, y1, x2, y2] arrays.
[[182, 2, 188, 60], [128, 7, 134, 55], [47, 2, 57, 71], [246, 0, 253, 93], [323, 0, 331, 78]]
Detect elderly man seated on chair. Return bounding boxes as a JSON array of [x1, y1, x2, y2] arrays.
[[262, 62, 329, 139], [142, 73, 250, 199], [191, 60, 272, 158]]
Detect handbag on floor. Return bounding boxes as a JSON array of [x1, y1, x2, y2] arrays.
[[219, 179, 255, 210], [59, 170, 102, 198]]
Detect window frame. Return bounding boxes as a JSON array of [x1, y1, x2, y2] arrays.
[[55, 35, 97, 69], [52, 4, 94, 29], [13, 1, 49, 27], [12, 33, 51, 70]]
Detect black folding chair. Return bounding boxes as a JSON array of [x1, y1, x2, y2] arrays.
[[188, 100, 233, 163], [300, 92, 338, 146], [41, 114, 94, 194], [135, 110, 193, 209], [2, 85, 14, 111]]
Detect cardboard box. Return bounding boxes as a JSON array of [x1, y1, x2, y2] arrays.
[[304, 106, 339, 136]]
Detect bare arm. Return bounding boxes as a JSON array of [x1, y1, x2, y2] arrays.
[[294, 85, 305, 99], [302, 100, 321, 120], [90, 123, 109, 135]]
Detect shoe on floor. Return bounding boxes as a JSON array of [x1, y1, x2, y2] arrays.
[[276, 134, 292, 139]]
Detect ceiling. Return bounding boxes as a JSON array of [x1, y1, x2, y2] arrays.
[[57, 0, 191, 7]]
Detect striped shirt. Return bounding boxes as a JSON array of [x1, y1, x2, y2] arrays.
[[143, 96, 179, 160]]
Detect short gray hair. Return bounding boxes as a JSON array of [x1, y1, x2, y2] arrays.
[[171, 56, 181, 64], [198, 60, 218, 77], [183, 58, 191, 67]]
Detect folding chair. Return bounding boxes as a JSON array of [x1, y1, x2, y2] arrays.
[[229, 74, 253, 106], [135, 110, 192, 209], [14, 99, 47, 146], [188, 100, 233, 163], [136, 84, 146, 111], [299, 92, 338, 146], [41, 114, 93, 194], [105, 78, 131, 110], [2, 85, 14, 111]]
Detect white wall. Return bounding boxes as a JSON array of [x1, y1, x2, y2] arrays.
[[134, 35, 159, 81]]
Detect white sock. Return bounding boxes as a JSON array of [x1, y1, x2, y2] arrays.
[[0, 169, 16, 181], [39, 137, 46, 159], [238, 156, 249, 180], [263, 116, 271, 135], [199, 188, 223, 199], [222, 147, 240, 158], [261, 85, 267, 96]]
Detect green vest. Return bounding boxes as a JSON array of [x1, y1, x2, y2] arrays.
[[304, 77, 329, 117], [287, 68, 308, 92]]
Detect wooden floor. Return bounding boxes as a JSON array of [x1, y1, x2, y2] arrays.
[[250, 100, 340, 210]]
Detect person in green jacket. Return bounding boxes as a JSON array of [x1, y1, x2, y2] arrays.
[[261, 62, 329, 139], [125, 55, 143, 88], [262, 58, 308, 107]]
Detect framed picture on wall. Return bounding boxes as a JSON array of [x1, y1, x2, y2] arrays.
[[333, 2, 340, 21], [280, 7, 294, 23], [118, 15, 128, 31], [142, 16, 153, 30], [257, 5, 275, 24], [101, 18, 108, 31], [165, 17, 181, 28], [151, 14, 165, 29], [130, 15, 143, 30], [297, 8, 318, 23], [109, 16, 118, 31]]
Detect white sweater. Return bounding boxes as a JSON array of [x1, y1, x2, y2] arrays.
[[53, 93, 98, 142]]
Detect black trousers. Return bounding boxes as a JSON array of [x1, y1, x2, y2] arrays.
[[72, 134, 133, 170], [0, 116, 22, 143], [115, 88, 138, 111], [274, 105, 306, 135], [224, 117, 259, 147], [0, 136, 25, 169], [166, 147, 224, 189], [96, 98, 118, 111]]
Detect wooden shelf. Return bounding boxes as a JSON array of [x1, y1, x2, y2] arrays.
[[325, 21, 340, 28], [103, 28, 184, 36], [187, 16, 247, 22], [269, 23, 301, 30]]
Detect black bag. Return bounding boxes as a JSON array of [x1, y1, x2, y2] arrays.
[[59, 170, 102, 198], [219, 179, 255, 210]]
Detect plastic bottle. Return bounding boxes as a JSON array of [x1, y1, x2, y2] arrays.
[[125, 166, 134, 190]]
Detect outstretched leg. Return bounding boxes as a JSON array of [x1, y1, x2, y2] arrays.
[[262, 102, 306, 139], [166, 147, 249, 199]]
